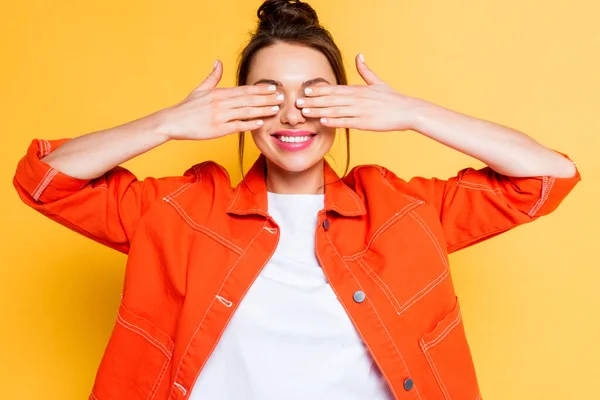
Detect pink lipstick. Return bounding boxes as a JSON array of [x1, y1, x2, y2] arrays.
[[271, 130, 317, 152]]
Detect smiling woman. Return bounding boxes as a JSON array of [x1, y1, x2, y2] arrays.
[[11, 0, 582, 399]]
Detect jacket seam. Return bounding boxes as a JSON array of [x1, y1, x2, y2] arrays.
[[164, 199, 243, 254], [527, 176, 555, 217], [148, 356, 171, 400], [162, 164, 244, 255], [356, 257, 402, 315], [421, 310, 462, 350], [419, 310, 462, 399], [116, 313, 173, 358], [346, 199, 423, 259]]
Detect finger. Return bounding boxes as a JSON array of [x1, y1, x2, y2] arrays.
[[220, 92, 284, 109], [195, 60, 223, 92], [221, 119, 266, 134], [219, 105, 281, 123], [296, 94, 354, 108], [218, 84, 278, 99], [304, 85, 356, 97], [320, 117, 362, 129], [355, 54, 385, 85], [301, 106, 360, 119]]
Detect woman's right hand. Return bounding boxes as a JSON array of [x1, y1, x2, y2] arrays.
[[159, 60, 283, 141]]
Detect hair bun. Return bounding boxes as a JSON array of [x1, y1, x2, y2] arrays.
[[257, 0, 319, 28]]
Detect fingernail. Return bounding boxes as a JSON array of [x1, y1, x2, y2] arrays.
[[303, 108, 311, 114], [359, 53, 365, 63], [214, 60, 219, 68], [304, 88, 313, 95], [276, 93, 284, 101], [296, 99, 305, 106], [268, 85, 277, 92], [271, 105, 280, 111], [321, 118, 328, 124], [257, 120, 264, 126]]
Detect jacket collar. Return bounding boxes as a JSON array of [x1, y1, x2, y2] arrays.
[[226, 154, 366, 218]]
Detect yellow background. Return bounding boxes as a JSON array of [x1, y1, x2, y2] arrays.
[[1, 0, 598, 399]]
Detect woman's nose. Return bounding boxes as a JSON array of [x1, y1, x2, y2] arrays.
[[279, 93, 306, 126]]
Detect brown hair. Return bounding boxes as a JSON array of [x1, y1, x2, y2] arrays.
[[236, 0, 350, 178]]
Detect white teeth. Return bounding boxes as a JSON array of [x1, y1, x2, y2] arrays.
[[279, 136, 311, 143]]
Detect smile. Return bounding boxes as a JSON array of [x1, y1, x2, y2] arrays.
[[271, 130, 317, 151]]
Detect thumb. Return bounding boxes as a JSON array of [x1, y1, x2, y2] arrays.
[[356, 54, 385, 85], [196, 60, 223, 91]]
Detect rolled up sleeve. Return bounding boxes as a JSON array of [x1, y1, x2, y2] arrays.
[[13, 138, 194, 254], [402, 150, 581, 254]]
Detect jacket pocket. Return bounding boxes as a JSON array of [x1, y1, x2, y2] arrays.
[[91, 303, 174, 400], [419, 298, 482, 399]]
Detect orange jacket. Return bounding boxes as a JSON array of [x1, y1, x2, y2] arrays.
[[14, 138, 581, 400]]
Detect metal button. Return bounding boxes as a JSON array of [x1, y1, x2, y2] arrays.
[[322, 218, 330, 231], [403, 378, 414, 391], [353, 290, 366, 303]]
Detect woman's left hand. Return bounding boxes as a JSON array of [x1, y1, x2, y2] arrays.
[[297, 54, 430, 132]]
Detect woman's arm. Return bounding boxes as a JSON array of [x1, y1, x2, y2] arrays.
[[39, 61, 281, 180], [409, 102, 577, 179], [39, 110, 171, 180]]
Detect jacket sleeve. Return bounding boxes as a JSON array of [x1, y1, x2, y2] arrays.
[[13, 138, 196, 254], [397, 150, 581, 254]]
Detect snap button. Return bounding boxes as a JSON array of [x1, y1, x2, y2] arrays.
[[353, 290, 366, 303], [322, 218, 330, 231], [403, 378, 414, 391]]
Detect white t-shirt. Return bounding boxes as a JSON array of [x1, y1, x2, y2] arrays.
[[189, 192, 394, 400]]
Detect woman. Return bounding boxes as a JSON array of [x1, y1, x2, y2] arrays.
[[13, 0, 580, 399]]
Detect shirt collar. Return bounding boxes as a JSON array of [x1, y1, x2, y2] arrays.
[[226, 154, 366, 218]]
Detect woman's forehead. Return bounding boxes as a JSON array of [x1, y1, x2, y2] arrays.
[[248, 43, 336, 86]]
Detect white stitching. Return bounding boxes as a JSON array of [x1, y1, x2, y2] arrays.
[[163, 164, 202, 201], [341, 182, 364, 212], [162, 164, 244, 254], [418, 310, 462, 400], [116, 313, 172, 358], [226, 180, 244, 213], [263, 226, 277, 234], [43, 139, 51, 155], [527, 176, 555, 217], [216, 295, 233, 307], [389, 211, 451, 313], [31, 168, 54, 200], [148, 356, 170, 400], [347, 200, 423, 259], [422, 343, 451, 399], [380, 171, 422, 203], [408, 211, 449, 269], [168, 221, 268, 399], [173, 382, 187, 396], [422, 310, 462, 351], [32, 169, 59, 201], [165, 199, 243, 254], [321, 231, 423, 400], [120, 303, 170, 339], [356, 258, 402, 314], [457, 182, 503, 194]]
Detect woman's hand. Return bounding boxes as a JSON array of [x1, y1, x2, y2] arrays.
[[296, 54, 430, 132], [158, 60, 284, 141]]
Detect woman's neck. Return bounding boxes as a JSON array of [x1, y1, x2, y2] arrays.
[[265, 159, 324, 194]]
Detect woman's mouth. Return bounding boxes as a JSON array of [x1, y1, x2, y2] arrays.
[[271, 131, 317, 151]]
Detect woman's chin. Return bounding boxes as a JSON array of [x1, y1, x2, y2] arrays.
[[268, 152, 324, 174]]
